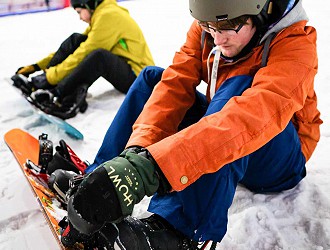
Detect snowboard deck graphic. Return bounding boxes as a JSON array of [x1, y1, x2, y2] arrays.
[[5, 77, 84, 140], [4, 128, 68, 250]]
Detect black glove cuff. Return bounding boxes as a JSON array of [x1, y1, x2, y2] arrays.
[[153, 162, 171, 195], [33, 63, 41, 71]]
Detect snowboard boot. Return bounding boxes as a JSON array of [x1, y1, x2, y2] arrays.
[[29, 85, 88, 119], [43, 86, 88, 119], [48, 169, 83, 204], [11, 74, 34, 95], [99, 214, 199, 250], [60, 85, 88, 115]]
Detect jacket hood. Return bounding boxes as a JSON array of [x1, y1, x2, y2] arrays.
[[260, 0, 308, 44]]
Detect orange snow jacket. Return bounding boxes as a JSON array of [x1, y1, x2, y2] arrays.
[[127, 19, 321, 191]]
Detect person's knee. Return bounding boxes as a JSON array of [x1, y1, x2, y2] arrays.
[[139, 66, 164, 88], [69, 33, 88, 44], [70, 32, 83, 39], [87, 48, 109, 60], [81, 49, 110, 71], [127, 66, 164, 95]]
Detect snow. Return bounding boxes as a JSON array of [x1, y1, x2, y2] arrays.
[[0, 0, 329, 249]]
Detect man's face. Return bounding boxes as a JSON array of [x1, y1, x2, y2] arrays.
[[205, 18, 256, 57], [75, 7, 92, 24]]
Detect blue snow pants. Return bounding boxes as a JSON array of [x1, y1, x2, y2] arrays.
[[86, 66, 306, 242]]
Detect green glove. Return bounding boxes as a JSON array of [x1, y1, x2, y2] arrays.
[[64, 147, 170, 241], [102, 147, 160, 216]]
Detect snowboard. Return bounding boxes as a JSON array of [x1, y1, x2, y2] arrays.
[[5, 76, 84, 140], [4, 128, 119, 250], [4, 128, 69, 250]]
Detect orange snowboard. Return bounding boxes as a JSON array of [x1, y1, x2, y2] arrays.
[[4, 128, 69, 249]]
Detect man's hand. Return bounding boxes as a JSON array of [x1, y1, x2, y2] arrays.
[[16, 64, 40, 77], [61, 147, 170, 247]]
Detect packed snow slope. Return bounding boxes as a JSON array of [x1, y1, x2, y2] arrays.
[[0, 0, 329, 249]]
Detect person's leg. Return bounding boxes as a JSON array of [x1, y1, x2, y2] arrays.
[[54, 49, 136, 98], [85, 66, 165, 173], [148, 75, 306, 242], [240, 121, 306, 193], [47, 33, 87, 68]]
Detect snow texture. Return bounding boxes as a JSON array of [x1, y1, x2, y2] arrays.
[[0, 0, 329, 249]]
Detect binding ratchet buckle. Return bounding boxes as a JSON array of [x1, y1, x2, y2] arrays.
[[38, 133, 53, 173]]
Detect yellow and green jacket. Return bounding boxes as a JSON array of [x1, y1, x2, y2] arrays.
[[37, 0, 154, 85]]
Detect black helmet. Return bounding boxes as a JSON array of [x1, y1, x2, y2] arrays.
[[71, 0, 102, 9], [189, 0, 292, 30]]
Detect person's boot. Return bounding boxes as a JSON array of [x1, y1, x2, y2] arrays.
[[29, 86, 88, 119], [11, 74, 34, 95], [47, 85, 88, 119], [48, 169, 82, 204], [99, 214, 199, 250]]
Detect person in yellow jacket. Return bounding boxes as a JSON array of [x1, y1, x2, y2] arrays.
[[13, 0, 154, 119], [45, 0, 322, 248]]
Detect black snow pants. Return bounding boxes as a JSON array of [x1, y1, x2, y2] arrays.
[[47, 33, 136, 97]]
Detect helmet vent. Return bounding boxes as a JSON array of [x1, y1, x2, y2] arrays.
[[216, 14, 228, 21]]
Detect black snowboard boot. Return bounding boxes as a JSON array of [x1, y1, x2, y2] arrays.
[[39, 86, 88, 119], [11, 74, 34, 95], [98, 214, 199, 250], [48, 169, 82, 204], [29, 85, 88, 119]]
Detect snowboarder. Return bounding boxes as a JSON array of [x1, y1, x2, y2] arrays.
[[12, 0, 154, 119], [51, 0, 321, 248]]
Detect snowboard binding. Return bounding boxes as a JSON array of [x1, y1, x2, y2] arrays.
[[23, 133, 53, 184], [11, 74, 34, 96], [25, 159, 49, 184], [38, 133, 53, 173], [24, 132, 87, 204], [48, 169, 83, 205], [58, 214, 213, 250], [47, 139, 88, 175], [29, 85, 89, 120]]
